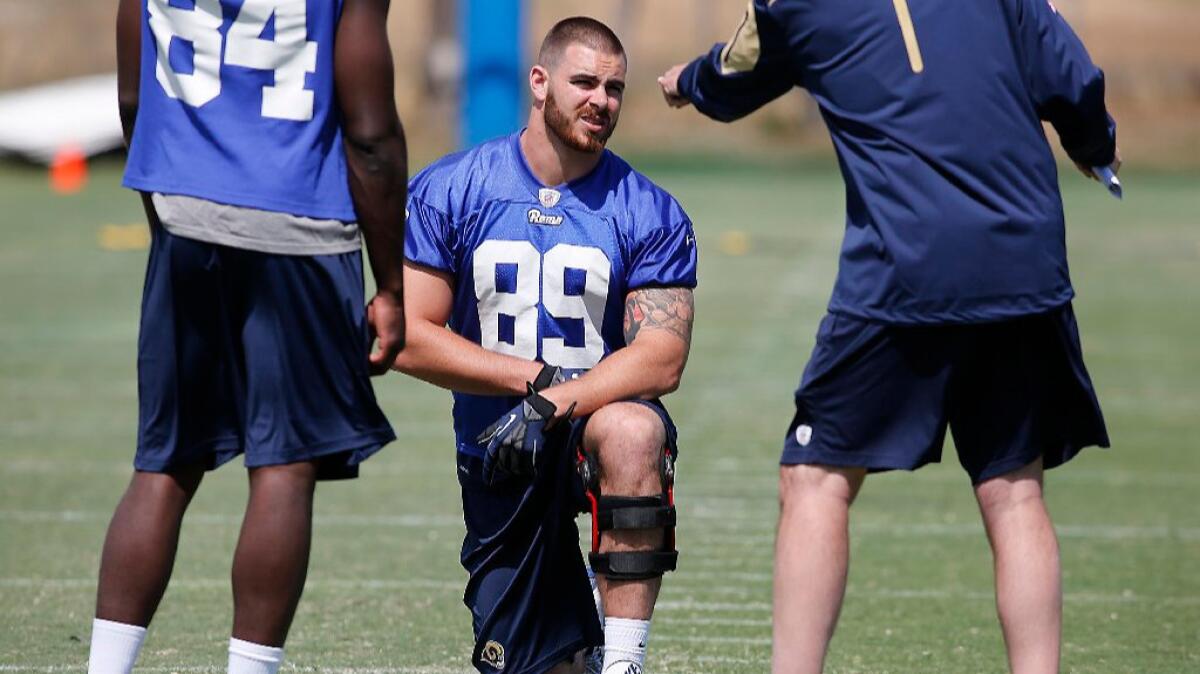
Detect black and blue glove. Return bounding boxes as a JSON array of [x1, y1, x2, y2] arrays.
[[531, 363, 567, 392], [477, 364, 575, 485]]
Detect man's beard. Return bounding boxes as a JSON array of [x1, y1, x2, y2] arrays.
[[544, 89, 614, 154]]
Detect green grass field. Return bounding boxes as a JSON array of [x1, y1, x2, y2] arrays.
[[1, 157, 1197, 673]]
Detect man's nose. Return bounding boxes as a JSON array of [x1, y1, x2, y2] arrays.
[[588, 89, 609, 111]]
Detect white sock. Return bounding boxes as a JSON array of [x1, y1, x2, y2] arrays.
[[228, 638, 285, 674], [87, 618, 147, 674], [601, 618, 650, 673]]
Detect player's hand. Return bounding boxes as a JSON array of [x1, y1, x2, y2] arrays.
[[366, 289, 405, 376], [657, 64, 692, 109], [476, 384, 574, 485], [1075, 146, 1122, 180]]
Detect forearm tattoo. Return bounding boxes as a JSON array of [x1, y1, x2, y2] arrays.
[[624, 287, 694, 345]]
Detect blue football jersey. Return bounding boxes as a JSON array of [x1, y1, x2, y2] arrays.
[[124, 0, 355, 221], [406, 133, 698, 457], [680, 0, 1117, 324]]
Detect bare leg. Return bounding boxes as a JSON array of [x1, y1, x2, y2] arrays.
[[584, 403, 670, 619], [771, 464, 866, 674], [229, 461, 318, 647], [95, 465, 206, 625], [975, 457, 1061, 674]]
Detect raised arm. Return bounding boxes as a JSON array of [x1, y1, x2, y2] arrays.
[[335, 0, 408, 374], [659, 0, 794, 122], [539, 286, 694, 419], [1011, 0, 1117, 172], [391, 261, 544, 396]]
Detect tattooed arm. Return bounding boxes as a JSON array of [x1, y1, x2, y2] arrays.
[[540, 286, 695, 418], [624, 287, 695, 345]]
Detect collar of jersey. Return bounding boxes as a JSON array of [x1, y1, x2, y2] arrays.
[[510, 129, 610, 207]]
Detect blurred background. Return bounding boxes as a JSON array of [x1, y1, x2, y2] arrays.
[[1, 0, 1198, 167], [1, 2, 1197, 672]]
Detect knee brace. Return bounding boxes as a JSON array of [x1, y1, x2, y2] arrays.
[[576, 446, 677, 581]]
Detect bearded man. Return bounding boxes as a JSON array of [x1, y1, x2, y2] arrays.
[[391, 16, 697, 674]]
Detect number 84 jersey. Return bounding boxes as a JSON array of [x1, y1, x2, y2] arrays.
[[406, 132, 698, 457], [124, 0, 355, 221]]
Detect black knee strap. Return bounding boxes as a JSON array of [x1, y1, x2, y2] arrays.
[[589, 550, 678, 580], [595, 495, 676, 531], [577, 450, 679, 581]]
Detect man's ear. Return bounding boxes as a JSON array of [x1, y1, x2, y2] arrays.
[[529, 65, 550, 105]]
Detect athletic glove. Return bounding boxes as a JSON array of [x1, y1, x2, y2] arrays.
[[477, 383, 575, 486], [531, 362, 567, 391]]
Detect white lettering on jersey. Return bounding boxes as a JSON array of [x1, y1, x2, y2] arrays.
[[527, 209, 564, 226]]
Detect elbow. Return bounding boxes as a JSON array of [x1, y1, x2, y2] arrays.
[[660, 377, 681, 396], [657, 364, 685, 396], [117, 81, 139, 118], [389, 343, 422, 375], [118, 97, 138, 117], [118, 99, 138, 133], [345, 119, 406, 160], [704, 106, 748, 124], [389, 321, 438, 375], [389, 352, 411, 374]]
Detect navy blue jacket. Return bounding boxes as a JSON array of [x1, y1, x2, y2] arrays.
[[681, 0, 1116, 323]]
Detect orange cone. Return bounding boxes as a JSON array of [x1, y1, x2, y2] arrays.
[[50, 145, 88, 194]]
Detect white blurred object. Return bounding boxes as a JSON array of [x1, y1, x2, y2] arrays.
[[1090, 164, 1123, 200], [0, 74, 123, 164]]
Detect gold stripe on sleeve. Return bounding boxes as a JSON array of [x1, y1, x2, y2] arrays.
[[719, 0, 762, 75]]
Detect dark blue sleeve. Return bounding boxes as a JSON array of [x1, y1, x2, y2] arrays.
[[627, 220, 698, 291], [404, 196, 456, 273], [678, 0, 794, 122], [1014, 0, 1116, 165]]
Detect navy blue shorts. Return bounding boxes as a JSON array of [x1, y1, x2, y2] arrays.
[[134, 226, 395, 480], [781, 305, 1109, 484], [457, 400, 676, 674]]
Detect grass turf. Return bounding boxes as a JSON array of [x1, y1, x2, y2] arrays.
[[0, 157, 1197, 673]]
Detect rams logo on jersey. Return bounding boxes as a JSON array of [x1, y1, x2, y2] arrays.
[[528, 209, 564, 226], [481, 640, 506, 670]]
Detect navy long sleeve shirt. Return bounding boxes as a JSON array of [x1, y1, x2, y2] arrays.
[[680, 0, 1116, 324]]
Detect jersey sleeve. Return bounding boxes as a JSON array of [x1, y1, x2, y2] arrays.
[[627, 219, 698, 291], [404, 195, 456, 273], [678, 0, 795, 122], [1012, 0, 1116, 166]]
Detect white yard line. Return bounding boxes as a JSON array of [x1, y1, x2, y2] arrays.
[[0, 510, 460, 528], [679, 469, 1200, 489], [0, 578, 462, 590], [683, 521, 1200, 542], [0, 456, 455, 478], [5, 457, 1198, 491], [659, 634, 772, 646], [0, 660, 772, 674], [4, 509, 1197, 542], [9, 576, 1191, 608], [667, 616, 772, 627], [0, 654, 768, 673]]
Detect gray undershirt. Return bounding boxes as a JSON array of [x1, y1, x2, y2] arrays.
[[151, 193, 361, 256]]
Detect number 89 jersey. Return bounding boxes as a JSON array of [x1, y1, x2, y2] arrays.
[[405, 133, 699, 457], [123, 0, 355, 221]]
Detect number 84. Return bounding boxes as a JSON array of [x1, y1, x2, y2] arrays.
[[147, 0, 318, 121]]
